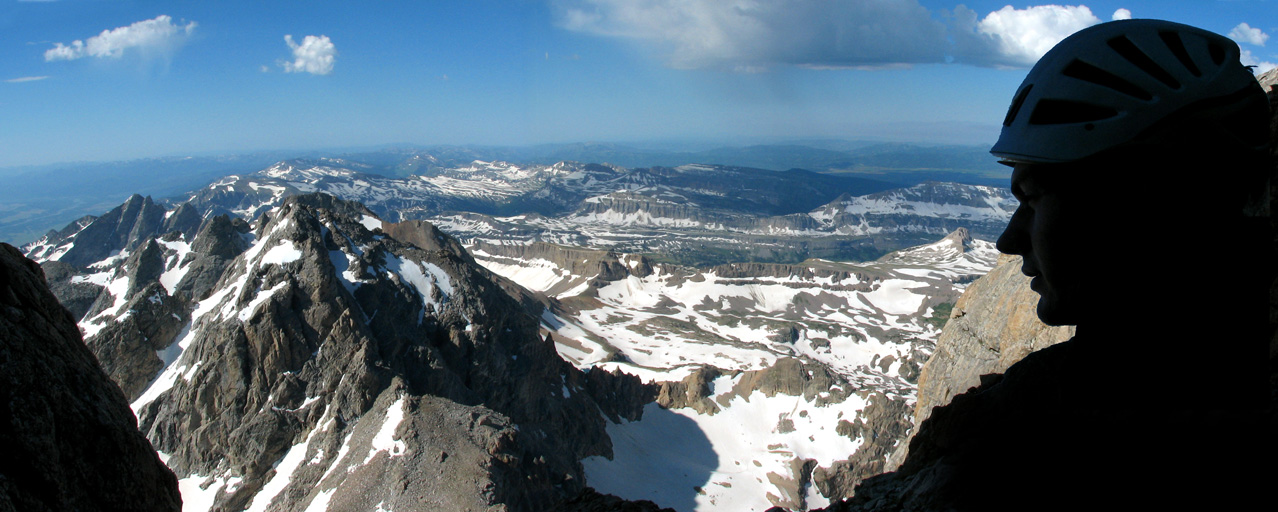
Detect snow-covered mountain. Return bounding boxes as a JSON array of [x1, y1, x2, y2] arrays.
[[472, 228, 1000, 510], [163, 158, 1010, 266]]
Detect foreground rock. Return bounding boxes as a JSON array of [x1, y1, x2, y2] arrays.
[[884, 254, 1073, 469], [0, 243, 181, 512]]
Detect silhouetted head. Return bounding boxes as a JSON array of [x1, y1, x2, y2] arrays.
[[992, 19, 1270, 326]]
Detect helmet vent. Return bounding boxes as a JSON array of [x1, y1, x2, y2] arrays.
[[1029, 99, 1119, 125], [1207, 42, 1226, 65], [1107, 36, 1181, 89], [1003, 84, 1033, 127], [1159, 31, 1201, 77], [1063, 60, 1153, 100]]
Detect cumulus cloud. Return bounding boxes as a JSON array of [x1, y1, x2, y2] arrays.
[[44, 15, 196, 62], [950, 4, 1102, 67], [556, 1, 1119, 70], [1111, 9, 1132, 21], [1228, 22, 1268, 47], [554, 0, 948, 70], [281, 34, 336, 75], [5, 76, 50, 83]]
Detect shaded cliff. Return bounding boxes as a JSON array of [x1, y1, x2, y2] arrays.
[[0, 243, 181, 512]]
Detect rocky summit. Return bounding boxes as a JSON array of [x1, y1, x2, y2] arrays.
[[24, 193, 658, 511], [0, 242, 181, 512]]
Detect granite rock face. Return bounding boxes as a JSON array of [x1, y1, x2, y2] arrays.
[[0, 242, 181, 512], [885, 254, 1074, 469]]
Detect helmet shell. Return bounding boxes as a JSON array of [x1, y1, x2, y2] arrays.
[[991, 19, 1260, 163]]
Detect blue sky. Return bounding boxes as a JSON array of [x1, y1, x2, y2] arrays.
[[1, 0, 1273, 167]]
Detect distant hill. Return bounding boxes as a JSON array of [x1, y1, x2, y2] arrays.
[[0, 141, 1010, 245]]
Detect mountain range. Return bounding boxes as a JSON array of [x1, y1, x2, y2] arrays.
[[1, 142, 1009, 246], [15, 153, 1015, 511]]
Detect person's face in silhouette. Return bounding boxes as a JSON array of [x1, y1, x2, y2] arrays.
[[996, 163, 1092, 326]]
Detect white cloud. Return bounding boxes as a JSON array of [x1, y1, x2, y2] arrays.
[[44, 15, 196, 62], [554, 0, 948, 70], [281, 35, 336, 75], [1228, 22, 1268, 47], [1112, 9, 1132, 21], [5, 76, 50, 83], [556, 1, 1113, 70], [954, 5, 1101, 67], [1239, 49, 1276, 74]]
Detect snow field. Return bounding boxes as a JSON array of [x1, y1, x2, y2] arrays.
[[474, 256, 576, 295], [382, 255, 454, 316], [584, 376, 869, 512], [157, 239, 193, 294], [484, 239, 1002, 510], [176, 473, 243, 512]]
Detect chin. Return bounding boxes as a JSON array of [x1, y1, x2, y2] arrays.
[[1035, 296, 1079, 327]]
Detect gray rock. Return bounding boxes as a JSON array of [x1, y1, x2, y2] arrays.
[[127, 194, 651, 511]]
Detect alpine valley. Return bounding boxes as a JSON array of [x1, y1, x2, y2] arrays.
[[16, 154, 1017, 511]]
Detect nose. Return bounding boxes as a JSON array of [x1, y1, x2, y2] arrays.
[[997, 204, 1030, 255]]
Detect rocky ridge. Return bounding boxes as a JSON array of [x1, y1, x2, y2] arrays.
[[809, 182, 1016, 242], [173, 158, 1007, 265]]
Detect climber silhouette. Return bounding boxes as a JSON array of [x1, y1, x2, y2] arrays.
[[827, 20, 1272, 511]]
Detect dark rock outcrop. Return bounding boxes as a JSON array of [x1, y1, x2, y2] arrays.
[[553, 487, 677, 512], [38, 259, 104, 319], [125, 194, 650, 511], [171, 213, 250, 302], [53, 194, 168, 269], [0, 243, 181, 512], [84, 281, 188, 399], [162, 201, 203, 237]]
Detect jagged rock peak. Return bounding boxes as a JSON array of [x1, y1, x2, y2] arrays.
[[22, 194, 169, 269], [942, 227, 972, 246], [124, 192, 652, 511], [0, 243, 181, 512]]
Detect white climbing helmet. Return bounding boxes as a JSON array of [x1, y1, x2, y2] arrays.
[[991, 19, 1263, 163]]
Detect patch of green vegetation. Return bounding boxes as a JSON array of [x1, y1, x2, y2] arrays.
[[924, 302, 955, 330]]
